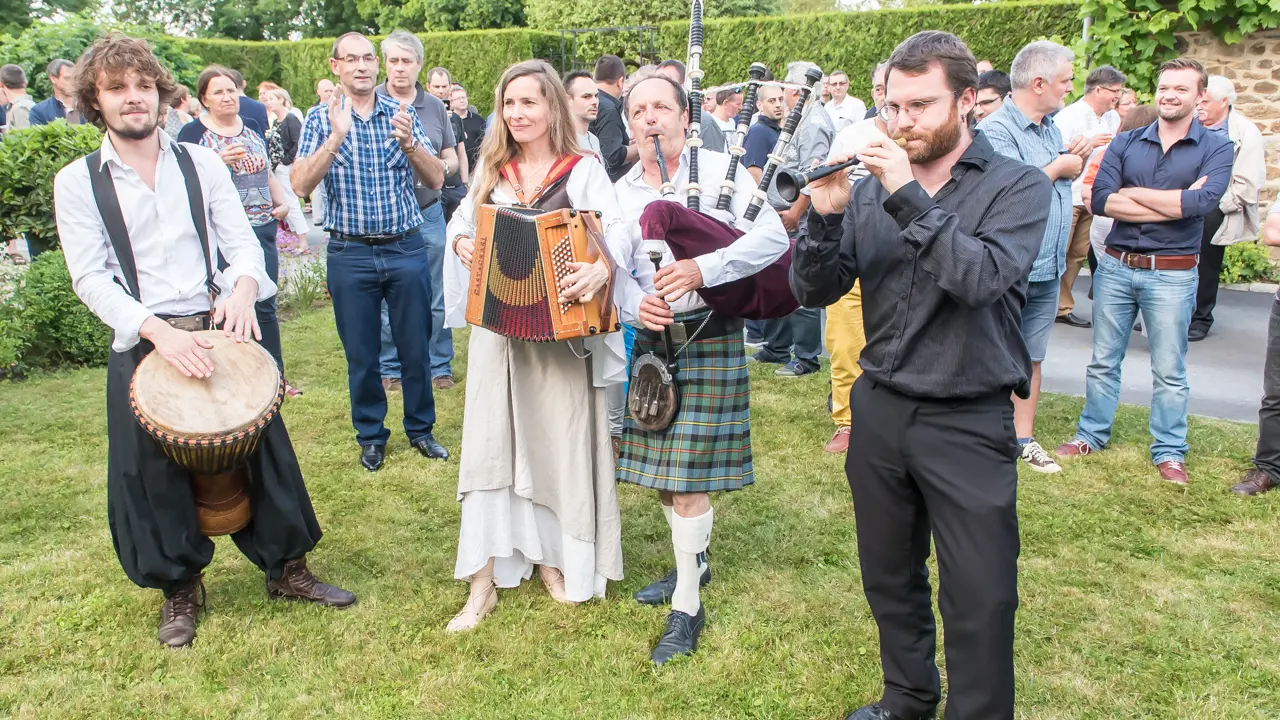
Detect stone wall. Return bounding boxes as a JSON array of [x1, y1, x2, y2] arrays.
[[1179, 30, 1280, 208]]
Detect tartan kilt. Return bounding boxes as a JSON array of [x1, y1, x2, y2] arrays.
[[617, 311, 753, 493]]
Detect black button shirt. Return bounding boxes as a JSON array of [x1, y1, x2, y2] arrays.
[[791, 132, 1052, 400]]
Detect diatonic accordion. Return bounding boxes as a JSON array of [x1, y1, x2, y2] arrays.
[[465, 205, 619, 342]]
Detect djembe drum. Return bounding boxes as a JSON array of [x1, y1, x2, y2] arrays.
[[129, 331, 284, 536]]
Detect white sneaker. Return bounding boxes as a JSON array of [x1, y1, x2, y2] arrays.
[[1020, 439, 1062, 474]]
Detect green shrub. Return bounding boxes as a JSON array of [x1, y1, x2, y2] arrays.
[[178, 30, 559, 115], [0, 250, 112, 373], [652, 1, 1083, 102], [1220, 241, 1278, 285], [525, 0, 779, 40], [0, 122, 103, 253], [0, 13, 205, 100]]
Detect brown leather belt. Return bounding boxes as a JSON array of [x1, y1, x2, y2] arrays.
[[1105, 247, 1198, 271]]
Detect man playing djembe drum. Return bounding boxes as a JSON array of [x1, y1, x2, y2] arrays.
[[53, 34, 355, 648]]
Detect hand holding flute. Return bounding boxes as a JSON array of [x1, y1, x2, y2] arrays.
[[807, 136, 909, 215]]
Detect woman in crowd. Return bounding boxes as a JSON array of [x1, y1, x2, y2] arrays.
[[441, 59, 626, 632], [262, 86, 311, 253], [163, 84, 192, 137], [177, 65, 300, 396]]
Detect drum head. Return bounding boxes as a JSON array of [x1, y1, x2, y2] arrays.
[[132, 331, 282, 439]]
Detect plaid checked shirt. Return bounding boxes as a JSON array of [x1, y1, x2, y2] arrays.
[[978, 99, 1072, 282], [297, 93, 435, 236]]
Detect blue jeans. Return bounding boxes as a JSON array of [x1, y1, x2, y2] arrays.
[[252, 221, 283, 371], [379, 205, 453, 379], [327, 227, 437, 447], [1074, 250, 1198, 463], [758, 307, 822, 370]]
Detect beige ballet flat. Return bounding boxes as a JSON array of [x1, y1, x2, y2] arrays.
[[537, 565, 579, 606], [446, 563, 498, 633]]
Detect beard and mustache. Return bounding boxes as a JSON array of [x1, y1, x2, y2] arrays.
[[108, 103, 160, 140], [892, 101, 964, 165]]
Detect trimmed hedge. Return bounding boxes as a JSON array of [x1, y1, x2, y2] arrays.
[[652, 1, 1084, 102], [179, 30, 559, 115], [0, 250, 112, 375], [175, 2, 1081, 115]]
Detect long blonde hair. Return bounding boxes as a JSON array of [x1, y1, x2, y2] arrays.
[[473, 60, 583, 212]]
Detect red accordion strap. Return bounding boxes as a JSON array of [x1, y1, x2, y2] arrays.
[[500, 154, 584, 207]]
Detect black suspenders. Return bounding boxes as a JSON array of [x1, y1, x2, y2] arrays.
[[86, 142, 221, 302]]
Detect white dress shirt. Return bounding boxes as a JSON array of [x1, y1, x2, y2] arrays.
[[1053, 98, 1120, 207], [611, 146, 790, 327], [443, 155, 626, 387], [826, 95, 868, 132], [54, 130, 276, 352], [577, 131, 603, 160]]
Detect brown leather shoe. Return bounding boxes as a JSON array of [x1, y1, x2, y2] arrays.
[[433, 375, 455, 390], [824, 427, 851, 453], [1156, 460, 1188, 486], [382, 377, 402, 393], [158, 574, 204, 648], [267, 557, 356, 608], [1231, 468, 1278, 496]]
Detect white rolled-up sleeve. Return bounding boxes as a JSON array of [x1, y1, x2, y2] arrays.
[[54, 164, 155, 350], [693, 169, 789, 287], [443, 171, 481, 329]]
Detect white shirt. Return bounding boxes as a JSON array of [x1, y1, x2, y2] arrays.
[[578, 131, 603, 160], [612, 146, 790, 326], [443, 155, 627, 387], [54, 130, 276, 352], [825, 95, 868, 132], [1053, 98, 1120, 206], [713, 113, 737, 133]]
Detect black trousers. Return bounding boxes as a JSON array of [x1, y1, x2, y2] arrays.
[[107, 342, 322, 597], [1191, 209, 1227, 332], [846, 378, 1020, 720], [1253, 296, 1280, 481]]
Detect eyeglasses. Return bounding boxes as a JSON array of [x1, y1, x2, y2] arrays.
[[337, 54, 378, 66], [879, 91, 960, 122], [1096, 86, 1123, 96], [976, 96, 1002, 108]]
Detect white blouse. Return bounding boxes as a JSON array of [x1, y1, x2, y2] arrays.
[[444, 155, 627, 387]]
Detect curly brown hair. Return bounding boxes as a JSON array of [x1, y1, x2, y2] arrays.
[[71, 32, 178, 128]]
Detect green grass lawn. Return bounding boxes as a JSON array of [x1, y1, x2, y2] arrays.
[[1, 307, 1278, 719]]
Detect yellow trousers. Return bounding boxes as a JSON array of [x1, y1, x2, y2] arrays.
[[825, 281, 866, 428]]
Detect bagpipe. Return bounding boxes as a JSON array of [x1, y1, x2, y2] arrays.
[[637, 0, 825, 322]]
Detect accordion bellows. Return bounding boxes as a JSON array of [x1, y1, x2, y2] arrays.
[[466, 205, 620, 342]]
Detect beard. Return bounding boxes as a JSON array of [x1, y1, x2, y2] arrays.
[[1158, 101, 1193, 122], [894, 101, 962, 164], [108, 106, 159, 141]]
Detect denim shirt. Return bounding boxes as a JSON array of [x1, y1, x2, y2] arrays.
[[978, 99, 1072, 282]]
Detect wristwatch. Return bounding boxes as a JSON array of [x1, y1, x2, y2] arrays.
[[404, 138, 419, 155]]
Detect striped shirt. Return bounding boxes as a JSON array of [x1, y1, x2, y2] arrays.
[[979, 99, 1072, 282], [296, 93, 435, 236]]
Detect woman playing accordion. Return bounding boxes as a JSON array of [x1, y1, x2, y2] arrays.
[[442, 60, 627, 632]]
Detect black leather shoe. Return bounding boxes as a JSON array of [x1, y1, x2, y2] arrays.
[[411, 434, 449, 460], [360, 444, 385, 472], [1188, 325, 1209, 342], [1055, 312, 1092, 328], [844, 702, 936, 720], [633, 565, 711, 606], [651, 606, 705, 665]]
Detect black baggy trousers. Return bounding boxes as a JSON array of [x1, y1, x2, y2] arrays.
[[846, 377, 1020, 720], [106, 341, 322, 597]]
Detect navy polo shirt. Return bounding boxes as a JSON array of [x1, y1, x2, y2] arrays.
[[1091, 119, 1234, 256]]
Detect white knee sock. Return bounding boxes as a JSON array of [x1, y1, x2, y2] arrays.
[[670, 507, 713, 616], [662, 503, 674, 528]]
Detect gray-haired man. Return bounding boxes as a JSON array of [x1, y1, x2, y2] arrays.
[[375, 30, 460, 392]]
